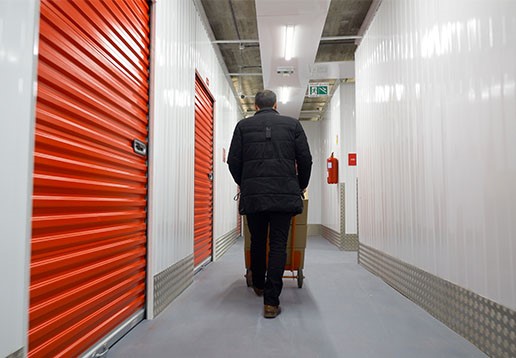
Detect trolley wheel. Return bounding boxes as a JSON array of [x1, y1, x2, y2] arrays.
[[297, 269, 304, 288], [245, 269, 253, 287]]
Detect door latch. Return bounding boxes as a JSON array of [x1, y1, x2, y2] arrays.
[[133, 139, 147, 156]]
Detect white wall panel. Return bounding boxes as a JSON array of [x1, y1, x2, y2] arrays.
[[356, 0, 516, 310], [149, 0, 197, 278], [193, 17, 240, 241], [300, 121, 322, 224], [340, 84, 357, 234], [212, 93, 240, 239], [0, 0, 39, 355], [148, 0, 240, 301], [320, 86, 342, 232], [212, 94, 240, 238]]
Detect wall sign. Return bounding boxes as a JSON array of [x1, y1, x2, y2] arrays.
[[348, 153, 357, 166]]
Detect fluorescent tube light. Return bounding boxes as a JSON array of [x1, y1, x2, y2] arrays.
[[284, 25, 295, 61], [279, 86, 290, 103]]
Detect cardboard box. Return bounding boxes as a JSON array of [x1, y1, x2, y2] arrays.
[[294, 198, 309, 225], [244, 224, 307, 249], [242, 198, 308, 226], [245, 246, 305, 269], [243, 216, 251, 241], [287, 224, 307, 248], [286, 249, 305, 268], [243, 198, 308, 234]]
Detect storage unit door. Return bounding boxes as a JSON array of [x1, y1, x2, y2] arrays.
[[30, 1, 150, 357], [194, 75, 214, 268]]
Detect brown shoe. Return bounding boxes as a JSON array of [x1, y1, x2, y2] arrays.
[[253, 287, 264, 296], [263, 305, 281, 318]]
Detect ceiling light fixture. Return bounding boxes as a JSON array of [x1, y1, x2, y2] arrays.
[[284, 25, 295, 61]]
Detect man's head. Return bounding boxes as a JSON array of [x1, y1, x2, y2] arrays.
[[255, 90, 277, 110]]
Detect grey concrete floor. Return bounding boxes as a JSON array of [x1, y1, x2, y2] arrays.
[[108, 236, 485, 358]]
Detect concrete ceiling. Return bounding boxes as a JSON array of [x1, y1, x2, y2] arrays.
[[199, 0, 376, 120]]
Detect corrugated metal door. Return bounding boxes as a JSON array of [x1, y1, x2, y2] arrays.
[[30, 1, 150, 357], [194, 74, 214, 267]]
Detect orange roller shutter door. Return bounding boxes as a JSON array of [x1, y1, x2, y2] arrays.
[[194, 74, 215, 268], [30, 1, 150, 356]]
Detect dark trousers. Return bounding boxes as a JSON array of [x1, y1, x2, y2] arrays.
[[246, 212, 292, 306]]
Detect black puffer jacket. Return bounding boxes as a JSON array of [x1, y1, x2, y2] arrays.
[[228, 108, 312, 215]]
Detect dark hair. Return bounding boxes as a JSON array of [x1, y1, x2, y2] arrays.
[[255, 90, 277, 109]]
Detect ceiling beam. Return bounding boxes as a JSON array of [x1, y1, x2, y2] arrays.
[[356, 0, 383, 44], [213, 36, 361, 44], [228, 73, 262, 76], [212, 40, 260, 44]]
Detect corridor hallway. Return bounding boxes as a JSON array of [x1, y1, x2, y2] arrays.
[[108, 236, 484, 358]]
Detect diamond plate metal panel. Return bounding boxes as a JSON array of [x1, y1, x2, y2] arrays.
[[356, 178, 359, 238], [6, 347, 24, 358], [343, 234, 359, 251], [359, 243, 516, 358], [340, 183, 358, 251], [153, 255, 194, 317], [340, 183, 345, 249]]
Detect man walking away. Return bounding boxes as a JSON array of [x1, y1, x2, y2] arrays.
[[228, 89, 312, 318]]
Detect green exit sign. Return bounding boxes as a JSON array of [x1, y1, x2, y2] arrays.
[[308, 83, 329, 96]]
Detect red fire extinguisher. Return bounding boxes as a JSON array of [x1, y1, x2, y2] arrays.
[[327, 152, 339, 184]]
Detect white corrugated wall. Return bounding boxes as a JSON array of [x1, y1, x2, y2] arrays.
[[148, 0, 196, 274], [300, 122, 322, 225], [356, 0, 516, 310], [0, 1, 39, 356], [213, 92, 241, 241], [340, 83, 357, 234], [147, 0, 239, 315], [320, 85, 342, 232], [194, 17, 241, 243]]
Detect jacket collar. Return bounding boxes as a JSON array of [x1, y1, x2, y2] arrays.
[[255, 108, 279, 116]]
